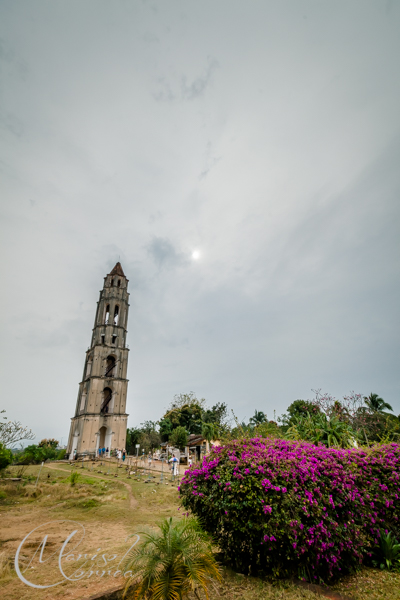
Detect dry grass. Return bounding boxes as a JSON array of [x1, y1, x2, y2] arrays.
[[0, 551, 12, 583], [1, 462, 400, 600], [198, 572, 317, 600], [331, 567, 400, 599]]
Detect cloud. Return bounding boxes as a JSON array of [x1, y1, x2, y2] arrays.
[[146, 236, 188, 269], [0, 0, 399, 442], [142, 32, 159, 43], [181, 57, 219, 101], [1, 112, 24, 137], [0, 37, 28, 80], [153, 76, 176, 102], [153, 57, 219, 103], [199, 141, 221, 179]]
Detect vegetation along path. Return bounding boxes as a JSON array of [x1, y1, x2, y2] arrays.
[[45, 462, 138, 508]]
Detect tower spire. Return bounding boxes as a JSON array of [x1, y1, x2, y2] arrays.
[[109, 262, 126, 278]]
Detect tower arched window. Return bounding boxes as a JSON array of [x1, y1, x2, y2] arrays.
[[80, 393, 87, 413], [85, 358, 92, 378], [101, 388, 113, 414], [113, 305, 119, 325], [117, 279, 121, 287], [110, 278, 114, 287], [105, 355, 116, 377], [105, 305, 110, 324]]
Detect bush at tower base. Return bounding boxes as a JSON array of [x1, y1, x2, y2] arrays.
[[179, 438, 400, 581]]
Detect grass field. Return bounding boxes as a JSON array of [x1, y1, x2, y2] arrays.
[[0, 461, 399, 600]]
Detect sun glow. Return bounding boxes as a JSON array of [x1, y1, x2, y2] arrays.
[[192, 250, 201, 260]]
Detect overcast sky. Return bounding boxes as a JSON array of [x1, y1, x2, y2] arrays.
[[1, 1, 399, 445]]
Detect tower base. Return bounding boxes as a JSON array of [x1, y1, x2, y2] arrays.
[[67, 413, 128, 457]]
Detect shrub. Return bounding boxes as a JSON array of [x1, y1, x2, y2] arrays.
[[17, 444, 57, 464], [69, 471, 80, 486], [0, 443, 13, 471], [373, 530, 400, 571], [76, 498, 100, 509], [121, 517, 221, 599], [179, 437, 400, 581]]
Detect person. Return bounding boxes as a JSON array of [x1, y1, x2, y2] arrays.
[[122, 449, 126, 462], [188, 456, 192, 467], [118, 448, 122, 460], [169, 455, 178, 476], [98, 448, 101, 459]]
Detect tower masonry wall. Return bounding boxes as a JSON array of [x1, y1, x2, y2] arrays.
[[67, 263, 130, 457]]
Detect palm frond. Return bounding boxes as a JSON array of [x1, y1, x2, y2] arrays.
[[122, 517, 220, 600]]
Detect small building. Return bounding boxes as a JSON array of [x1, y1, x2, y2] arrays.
[[186, 434, 220, 462]]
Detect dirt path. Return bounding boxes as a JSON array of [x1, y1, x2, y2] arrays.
[[44, 464, 138, 508]]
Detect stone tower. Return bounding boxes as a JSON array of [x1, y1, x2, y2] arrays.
[[67, 263, 130, 457]]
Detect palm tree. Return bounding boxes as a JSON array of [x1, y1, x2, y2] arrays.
[[249, 410, 267, 427], [201, 422, 215, 454], [285, 412, 360, 449], [364, 393, 393, 413], [122, 517, 221, 600]]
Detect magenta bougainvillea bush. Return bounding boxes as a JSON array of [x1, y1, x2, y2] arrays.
[[179, 438, 400, 581]]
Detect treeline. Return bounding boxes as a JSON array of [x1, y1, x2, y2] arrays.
[[1, 389, 398, 470], [126, 392, 229, 454], [126, 389, 400, 454], [0, 413, 61, 469], [0, 437, 66, 469]]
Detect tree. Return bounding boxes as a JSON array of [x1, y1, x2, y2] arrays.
[[249, 410, 267, 426], [364, 393, 393, 413], [126, 427, 142, 454], [17, 443, 57, 464], [161, 393, 204, 436], [169, 426, 188, 450], [159, 418, 174, 442], [138, 431, 161, 454], [253, 419, 283, 439], [0, 442, 13, 470], [0, 411, 35, 448], [38, 438, 59, 449], [285, 412, 360, 449], [297, 390, 396, 445], [202, 402, 228, 425], [280, 400, 320, 428], [127, 422, 161, 454], [122, 517, 221, 600], [169, 392, 206, 411], [140, 421, 158, 434], [201, 422, 215, 453]]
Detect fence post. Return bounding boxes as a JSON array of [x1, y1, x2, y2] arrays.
[[35, 462, 44, 488]]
